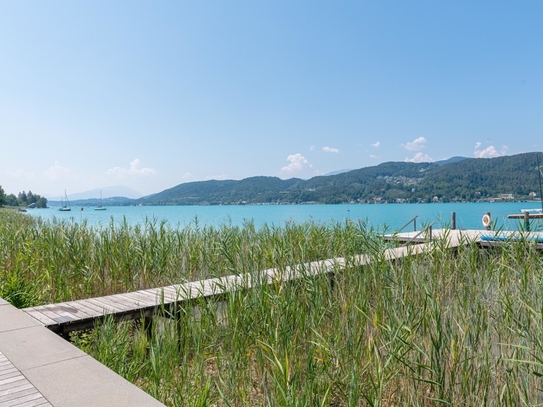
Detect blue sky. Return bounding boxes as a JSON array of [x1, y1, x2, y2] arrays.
[[1, 2, 542, 197]]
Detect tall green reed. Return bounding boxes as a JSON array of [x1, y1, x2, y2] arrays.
[[7, 209, 543, 405]]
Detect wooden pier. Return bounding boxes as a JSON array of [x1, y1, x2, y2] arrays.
[[23, 228, 528, 336], [21, 234, 445, 335], [3, 228, 543, 406]]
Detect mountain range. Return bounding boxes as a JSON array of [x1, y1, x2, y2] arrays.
[[47, 186, 142, 201], [49, 153, 543, 207]]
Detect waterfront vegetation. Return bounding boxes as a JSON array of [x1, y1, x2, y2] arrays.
[[2, 208, 543, 405]]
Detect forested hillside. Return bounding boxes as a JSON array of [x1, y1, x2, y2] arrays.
[[138, 152, 543, 205]]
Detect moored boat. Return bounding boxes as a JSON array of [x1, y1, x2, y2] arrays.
[[58, 190, 71, 211]]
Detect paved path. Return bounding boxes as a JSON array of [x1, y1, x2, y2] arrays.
[[0, 297, 164, 407]]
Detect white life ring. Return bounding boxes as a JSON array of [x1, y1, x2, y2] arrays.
[[482, 213, 491, 228]]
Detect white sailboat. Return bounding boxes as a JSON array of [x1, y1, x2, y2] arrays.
[[95, 190, 106, 211], [58, 190, 71, 211]]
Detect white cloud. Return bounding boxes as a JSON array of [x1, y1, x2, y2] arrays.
[[371, 141, 380, 148], [43, 162, 77, 181], [403, 137, 427, 151], [280, 153, 313, 174], [309, 145, 316, 151], [8, 162, 75, 182], [322, 146, 339, 153], [473, 142, 508, 158], [4, 162, 78, 196], [6, 169, 35, 180], [181, 172, 194, 180], [405, 152, 433, 163], [106, 159, 157, 178], [370, 154, 380, 159], [206, 173, 228, 180]]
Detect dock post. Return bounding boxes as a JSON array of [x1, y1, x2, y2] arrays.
[[524, 211, 530, 232], [451, 212, 456, 230]]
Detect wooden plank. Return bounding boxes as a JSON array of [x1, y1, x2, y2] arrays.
[[0, 371, 20, 383], [0, 352, 49, 407], [0, 390, 44, 405], [39, 302, 94, 322], [129, 289, 163, 303], [153, 286, 182, 301], [73, 299, 112, 315], [19, 308, 57, 327], [10, 399, 52, 407], [118, 291, 158, 306], [101, 293, 148, 310], [0, 376, 25, 390], [61, 300, 103, 318], [12, 399, 52, 407], [178, 283, 206, 299], [0, 381, 34, 396], [102, 294, 148, 309], [24, 306, 72, 325], [84, 297, 125, 313]]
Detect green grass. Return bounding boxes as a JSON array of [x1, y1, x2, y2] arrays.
[[3, 209, 543, 405]]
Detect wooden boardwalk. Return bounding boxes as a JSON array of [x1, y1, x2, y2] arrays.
[[386, 228, 543, 248], [1, 348, 52, 407], [21, 228, 497, 335]]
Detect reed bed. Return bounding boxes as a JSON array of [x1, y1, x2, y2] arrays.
[[73, 238, 543, 406], [3, 209, 543, 405], [0, 209, 376, 306]]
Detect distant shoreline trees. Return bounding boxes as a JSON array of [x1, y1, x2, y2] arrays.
[[0, 186, 47, 208]]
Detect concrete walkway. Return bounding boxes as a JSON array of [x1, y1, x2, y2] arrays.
[[0, 298, 164, 407]]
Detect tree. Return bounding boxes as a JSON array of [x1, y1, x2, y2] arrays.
[[36, 197, 48, 208], [27, 191, 36, 205], [6, 194, 18, 206], [18, 191, 27, 205], [0, 185, 5, 206]]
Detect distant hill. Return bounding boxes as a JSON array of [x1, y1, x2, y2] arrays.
[[137, 152, 543, 205], [50, 186, 142, 201], [48, 196, 136, 207], [69, 185, 142, 200], [434, 156, 467, 166], [323, 169, 353, 176], [141, 176, 303, 206], [47, 185, 142, 207]]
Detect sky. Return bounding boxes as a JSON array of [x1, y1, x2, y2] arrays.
[[1, 1, 542, 198]]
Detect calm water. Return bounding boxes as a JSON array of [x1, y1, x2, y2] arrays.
[[25, 202, 543, 232]]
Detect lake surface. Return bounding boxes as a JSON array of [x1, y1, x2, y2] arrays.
[[25, 202, 543, 232]]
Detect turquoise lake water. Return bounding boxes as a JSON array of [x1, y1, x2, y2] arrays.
[[25, 202, 543, 232]]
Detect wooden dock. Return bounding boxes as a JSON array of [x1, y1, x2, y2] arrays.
[[4, 228, 543, 406], [20, 228, 500, 335], [21, 237, 437, 335], [22, 228, 543, 335]]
